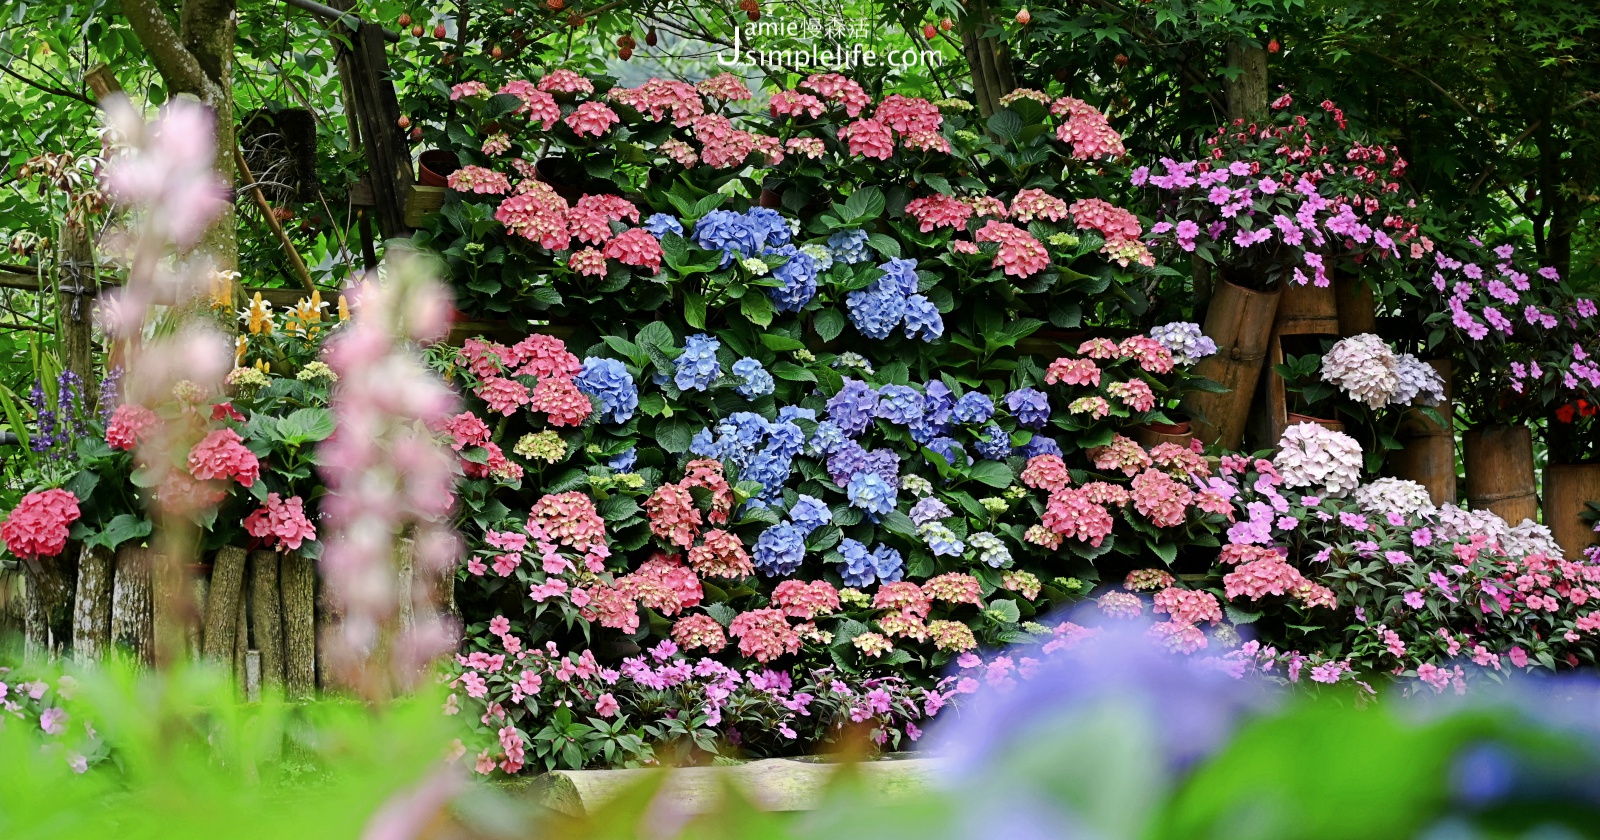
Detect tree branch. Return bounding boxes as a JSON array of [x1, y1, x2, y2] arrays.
[[0, 51, 95, 105], [118, 0, 216, 98]]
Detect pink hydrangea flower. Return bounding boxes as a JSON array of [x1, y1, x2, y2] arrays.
[[729, 608, 802, 663], [188, 428, 261, 486], [671, 614, 728, 652], [905, 194, 973, 233], [838, 118, 895, 159], [974, 220, 1049, 277], [565, 101, 619, 138], [0, 489, 81, 559], [106, 403, 159, 451], [602, 228, 664, 273], [243, 493, 317, 551], [568, 247, 608, 277], [1042, 488, 1115, 546], [447, 165, 511, 195], [537, 69, 594, 96], [1045, 356, 1101, 387], [528, 377, 592, 426]]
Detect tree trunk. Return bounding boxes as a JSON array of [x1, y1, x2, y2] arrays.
[[202, 546, 248, 662], [1225, 39, 1269, 123], [281, 552, 317, 700], [22, 555, 76, 662], [233, 587, 249, 690], [110, 545, 155, 664], [249, 550, 285, 692], [71, 544, 115, 663], [57, 223, 98, 412]]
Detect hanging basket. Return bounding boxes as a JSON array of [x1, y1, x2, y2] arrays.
[[1183, 277, 1281, 451], [1542, 463, 1600, 560], [1462, 425, 1538, 524]]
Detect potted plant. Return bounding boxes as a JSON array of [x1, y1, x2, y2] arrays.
[[1141, 98, 1432, 449]]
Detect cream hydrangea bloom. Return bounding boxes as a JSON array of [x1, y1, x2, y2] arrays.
[[1273, 422, 1363, 497], [1353, 477, 1437, 519], [1320, 333, 1400, 409]]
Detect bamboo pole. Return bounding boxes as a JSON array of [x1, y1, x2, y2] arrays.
[[110, 545, 155, 664], [280, 552, 317, 699]]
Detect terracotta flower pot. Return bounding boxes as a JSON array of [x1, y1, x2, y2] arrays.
[[1184, 277, 1282, 451], [1463, 425, 1538, 524], [1542, 463, 1600, 559], [758, 188, 783, 209], [1131, 420, 1193, 450], [1285, 412, 1345, 434], [417, 149, 460, 188]]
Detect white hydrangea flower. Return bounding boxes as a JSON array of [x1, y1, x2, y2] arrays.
[[1320, 333, 1400, 409], [1273, 422, 1364, 497], [1353, 477, 1436, 519], [1429, 505, 1560, 559], [1391, 354, 1446, 407]]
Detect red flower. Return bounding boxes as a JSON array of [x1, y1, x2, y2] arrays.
[[1580, 399, 1597, 418], [211, 402, 245, 422], [0, 489, 81, 559], [1556, 404, 1576, 424]]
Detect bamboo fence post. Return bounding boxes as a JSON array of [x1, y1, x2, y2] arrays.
[[249, 550, 285, 691], [71, 544, 115, 663], [110, 545, 155, 664], [280, 552, 317, 699], [1184, 278, 1281, 451], [202, 546, 249, 662], [1463, 426, 1539, 524]]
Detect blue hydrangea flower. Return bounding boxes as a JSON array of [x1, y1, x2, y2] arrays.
[[1018, 434, 1063, 459], [674, 333, 721, 391], [869, 545, 904, 584], [746, 207, 792, 248], [826, 378, 878, 436], [753, 522, 806, 577], [731, 357, 775, 399], [877, 257, 921, 297], [974, 424, 1011, 460], [968, 531, 1013, 568], [742, 450, 792, 500], [779, 405, 817, 424], [909, 496, 953, 526], [808, 420, 847, 456], [875, 384, 924, 427], [767, 244, 820, 312], [690, 427, 725, 460], [845, 285, 906, 340], [923, 381, 954, 428], [607, 447, 637, 472], [953, 392, 995, 424], [1005, 387, 1051, 429], [925, 436, 968, 467], [575, 357, 638, 424], [827, 439, 872, 485], [846, 472, 897, 521], [765, 420, 806, 460], [716, 412, 771, 461], [919, 521, 965, 557], [838, 538, 877, 587], [902, 294, 943, 341], [1149, 321, 1219, 366], [800, 243, 834, 272], [863, 448, 901, 487], [693, 210, 767, 265], [828, 228, 871, 265], [643, 213, 684, 239], [788, 494, 832, 535]]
